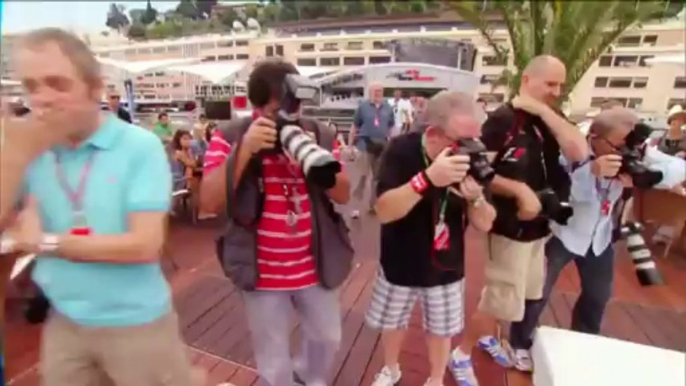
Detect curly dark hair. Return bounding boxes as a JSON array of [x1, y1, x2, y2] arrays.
[[247, 58, 298, 108], [171, 129, 192, 150]]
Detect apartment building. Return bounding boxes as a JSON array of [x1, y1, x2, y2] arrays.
[[2, 15, 683, 114]]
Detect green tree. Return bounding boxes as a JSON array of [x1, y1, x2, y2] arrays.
[[219, 7, 241, 26], [141, 0, 158, 25], [176, 0, 200, 20], [245, 4, 260, 19], [106, 3, 130, 31], [129, 8, 145, 24], [374, 0, 388, 16], [449, 1, 679, 100], [196, 0, 219, 19], [410, 1, 426, 14], [127, 23, 147, 40]]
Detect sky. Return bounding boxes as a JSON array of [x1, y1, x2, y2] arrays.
[[1, 1, 180, 34]]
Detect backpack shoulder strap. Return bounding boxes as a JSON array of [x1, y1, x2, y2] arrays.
[[224, 117, 262, 226], [300, 117, 335, 151]]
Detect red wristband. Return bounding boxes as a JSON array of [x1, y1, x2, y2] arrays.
[[410, 172, 430, 195]]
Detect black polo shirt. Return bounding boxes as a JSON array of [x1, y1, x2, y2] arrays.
[[377, 132, 467, 287], [481, 104, 569, 241]]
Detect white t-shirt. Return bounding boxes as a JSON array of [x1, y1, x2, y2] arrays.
[[389, 98, 414, 127]]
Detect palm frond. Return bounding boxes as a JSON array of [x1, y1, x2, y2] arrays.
[[447, 1, 509, 62]]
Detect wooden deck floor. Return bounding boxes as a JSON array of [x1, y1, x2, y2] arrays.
[[5, 211, 686, 386]]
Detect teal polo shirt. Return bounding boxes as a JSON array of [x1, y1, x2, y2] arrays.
[[24, 114, 173, 327]]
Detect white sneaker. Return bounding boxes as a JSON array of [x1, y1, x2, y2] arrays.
[[351, 210, 360, 219], [512, 349, 533, 372], [371, 365, 401, 386]]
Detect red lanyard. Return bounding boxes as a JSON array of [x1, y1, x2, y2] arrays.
[[54, 151, 96, 214]]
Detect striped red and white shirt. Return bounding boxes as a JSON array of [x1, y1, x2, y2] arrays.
[[205, 115, 319, 290]]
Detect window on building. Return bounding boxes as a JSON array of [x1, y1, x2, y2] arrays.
[[202, 56, 216, 62], [343, 57, 365, 66], [167, 46, 181, 53], [200, 42, 215, 50], [627, 98, 643, 109], [217, 55, 233, 61], [594, 77, 609, 88], [590, 97, 606, 108], [300, 43, 315, 52], [217, 41, 233, 48], [297, 58, 317, 66], [481, 75, 499, 85], [172, 83, 182, 88], [369, 56, 391, 64], [154, 72, 165, 76], [322, 42, 339, 52], [478, 93, 505, 103], [616, 35, 641, 47], [633, 77, 648, 89], [613, 55, 638, 67], [482, 55, 506, 66], [639, 55, 654, 67], [668, 98, 686, 110], [125, 49, 136, 55], [320, 57, 340, 66], [266, 46, 274, 57], [235, 40, 248, 47], [372, 41, 385, 49], [236, 54, 249, 60], [275, 45, 284, 56], [608, 77, 632, 88], [642, 35, 658, 46], [598, 55, 613, 67], [156, 83, 166, 88], [674, 76, 686, 89], [346, 41, 364, 50], [152, 47, 165, 53]]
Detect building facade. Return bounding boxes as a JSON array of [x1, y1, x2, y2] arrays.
[[2, 15, 683, 115]]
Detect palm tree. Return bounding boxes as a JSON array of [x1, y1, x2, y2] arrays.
[[448, 1, 680, 100]]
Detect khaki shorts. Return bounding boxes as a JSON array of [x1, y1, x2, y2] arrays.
[[41, 311, 197, 386], [478, 234, 547, 322]]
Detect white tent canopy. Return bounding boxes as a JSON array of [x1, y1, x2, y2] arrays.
[[96, 57, 201, 75], [645, 54, 685, 65], [166, 61, 248, 84], [296, 66, 339, 78]]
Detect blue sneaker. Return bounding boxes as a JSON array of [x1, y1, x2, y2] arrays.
[[477, 336, 513, 368], [448, 348, 479, 386]]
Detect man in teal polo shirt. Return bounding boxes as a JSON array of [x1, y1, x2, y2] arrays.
[[9, 28, 203, 386]]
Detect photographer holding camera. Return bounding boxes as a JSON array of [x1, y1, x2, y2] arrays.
[[508, 106, 686, 368], [465, 55, 589, 372], [200, 59, 352, 386], [365, 91, 496, 386]]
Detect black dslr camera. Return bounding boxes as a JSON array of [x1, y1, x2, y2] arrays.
[[449, 138, 495, 186], [618, 122, 662, 189], [271, 73, 341, 189], [536, 188, 573, 225]]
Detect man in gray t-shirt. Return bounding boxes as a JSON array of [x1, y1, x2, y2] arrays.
[[348, 82, 395, 218]]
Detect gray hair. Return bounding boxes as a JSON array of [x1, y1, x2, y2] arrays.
[[420, 91, 480, 130]]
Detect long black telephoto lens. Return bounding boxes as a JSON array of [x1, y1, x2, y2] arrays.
[[618, 222, 664, 286], [280, 124, 341, 189]]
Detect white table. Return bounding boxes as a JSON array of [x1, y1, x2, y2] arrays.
[[532, 326, 686, 386]]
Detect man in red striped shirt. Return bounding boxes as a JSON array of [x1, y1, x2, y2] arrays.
[[201, 60, 351, 386]]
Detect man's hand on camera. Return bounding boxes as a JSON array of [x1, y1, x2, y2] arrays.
[[515, 184, 542, 220], [449, 176, 483, 201], [617, 173, 633, 188], [425, 148, 470, 188], [511, 95, 547, 116], [243, 117, 277, 155], [591, 154, 622, 178]]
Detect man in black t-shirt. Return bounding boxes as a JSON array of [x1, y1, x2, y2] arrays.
[[365, 92, 496, 386], [464, 55, 588, 373], [107, 90, 132, 123]]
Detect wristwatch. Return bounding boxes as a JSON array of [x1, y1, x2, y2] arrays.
[[0, 234, 16, 254], [39, 234, 60, 253], [470, 196, 486, 208]]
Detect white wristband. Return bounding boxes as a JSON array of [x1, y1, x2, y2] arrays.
[[39, 234, 60, 253]]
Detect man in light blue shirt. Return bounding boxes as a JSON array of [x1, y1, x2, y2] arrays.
[[509, 107, 684, 356], [10, 28, 200, 386]]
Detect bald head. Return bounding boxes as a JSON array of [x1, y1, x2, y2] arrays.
[[590, 107, 638, 138], [520, 55, 566, 106]]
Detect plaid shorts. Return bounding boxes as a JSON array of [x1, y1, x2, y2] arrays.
[[365, 271, 465, 338]]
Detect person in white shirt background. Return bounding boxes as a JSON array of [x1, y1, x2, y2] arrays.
[[507, 107, 686, 368], [388, 89, 414, 137]]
